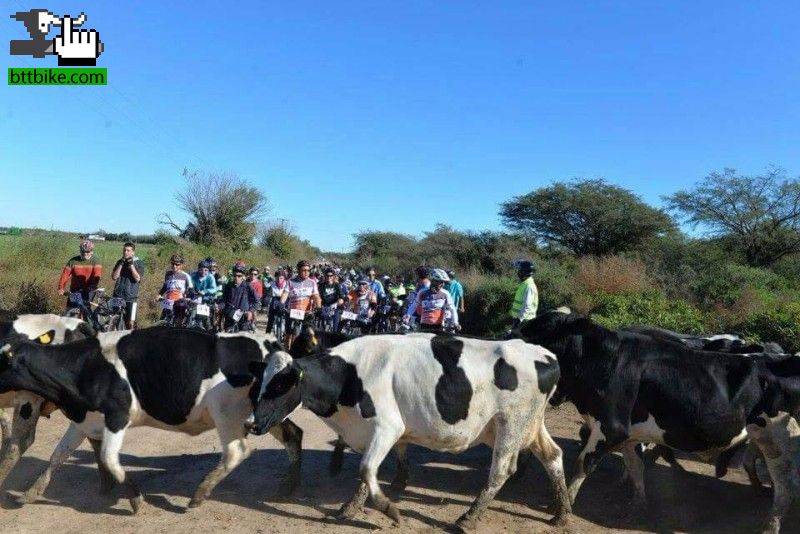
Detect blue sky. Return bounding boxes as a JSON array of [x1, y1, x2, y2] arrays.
[[2, 1, 799, 251]]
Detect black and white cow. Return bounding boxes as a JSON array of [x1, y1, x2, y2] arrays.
[[0, 326, 302, 512], [518, 309, 800, 509], [622, 325, 786, 356], [0, 313, 94, 486], [246, 333, 571, 530]]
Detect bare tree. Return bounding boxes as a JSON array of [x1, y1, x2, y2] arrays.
[[159, 169, 269, 252]]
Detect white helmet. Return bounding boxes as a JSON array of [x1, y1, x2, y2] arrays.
[[429, 268, 450, 283]]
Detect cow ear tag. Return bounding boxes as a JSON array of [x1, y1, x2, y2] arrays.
[[297, 369, 304, 382], [38, 332, 52, 344]]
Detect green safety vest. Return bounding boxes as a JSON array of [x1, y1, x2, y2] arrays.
[[510, 277, 538, 320]]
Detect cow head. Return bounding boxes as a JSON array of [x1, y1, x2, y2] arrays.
[[245, 350, 303, 435]]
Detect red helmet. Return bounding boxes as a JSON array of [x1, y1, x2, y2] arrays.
[[79, 239, 94, 253]]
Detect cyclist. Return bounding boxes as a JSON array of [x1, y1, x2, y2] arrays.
[[366, 266, 386, 300], [318, 266, 346, 331], [159, 254, 193, 323], [445, 269, 465, 315], [266, 269, 288, 334], [222, 262, 258, 331], [345, 276, 377, 334], [111, 241, 144, 329], [404, 266, 431, 327], [58, 239, 102, 309], [247, 267, 264, 311], [280, 260, 321, 348], [404, 268, 459, 333], [510, 259, 538, 332], [190, 260, 217, 329]]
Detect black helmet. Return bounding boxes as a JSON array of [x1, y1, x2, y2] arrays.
[[170, 254, 184, 265], [446, 269, 455, 279], [415, 265, 429, 279], [514, 259, 535, 276]]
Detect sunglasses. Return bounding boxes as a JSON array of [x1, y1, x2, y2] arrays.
[[301, 268, 310, 272], [172, 262, 182, 266], [234, 273, 245, 278]]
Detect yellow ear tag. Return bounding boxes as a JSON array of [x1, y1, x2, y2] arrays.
[[38, 333, 52, 344], [297, 369, 304, 382]]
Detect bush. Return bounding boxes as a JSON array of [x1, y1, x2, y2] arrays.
[[720, 303, 800, 354], [14, 279, 52, 314], [589, 291, 706, 334], [691, 263, 792, 309], [461, 277, 517, 337]]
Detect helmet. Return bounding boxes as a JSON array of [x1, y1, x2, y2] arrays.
[[514, 259, 535, 276], [233, 261, 247, 274], [415, 265, 429, 279], [198, 260, 211, 270], [324, 267, 335, 276], [204, 257, 217, 269], [170, 254, 184, 265], [357, 275, 370, 285], [79, 239, 94, 253], [381, 275, 391, 281], [446, 269, 455, 279], [277, 269, 288, 278], [429, 268, 450, 283]]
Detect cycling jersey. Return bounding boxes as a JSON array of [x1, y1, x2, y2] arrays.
[[368, 279, 386, 300], [348, 289, 377, 317], [405, 279, 431, 317], [414, 287, 458, 327], [269, 278, 287, 298], [248, 278, 264, 300], [58, 255, 102, 296], [161, 270, 193, 301], [191, 272, 217, 301], [319, 281, 345, 306], [284, 276, 319, 311]]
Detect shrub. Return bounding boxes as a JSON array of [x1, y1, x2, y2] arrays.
[[691, 263, 791, 309], [721, 303, 800, 354], [461, 277, 517, 337], [14, 279, 52, 314], [589, 291, 705, 334]]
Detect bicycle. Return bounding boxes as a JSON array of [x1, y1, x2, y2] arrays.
[[223, 307, 255, 333], [317, 304, 339, 333], [339, 310, 371, 336], [65, 289, 126, 332], [155, 297, 191, 328]]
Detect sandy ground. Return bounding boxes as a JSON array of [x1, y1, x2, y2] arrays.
[[0, 401, 792, 534]]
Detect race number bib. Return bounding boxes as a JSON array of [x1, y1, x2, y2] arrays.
[[341, 311, 358, 321], [196, 304, 210, 317], [233, 309, 243, 322], [161, 299, 174, 311], [289, 309, 306, 320]]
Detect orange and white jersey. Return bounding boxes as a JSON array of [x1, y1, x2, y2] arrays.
[[284, 277, 319, 311], [416, 287, 458, 326]]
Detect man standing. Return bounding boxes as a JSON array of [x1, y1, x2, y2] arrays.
[[58, 239, 102, 304], [281, 260, 321, 349], [445, 269, 465, 315], [222, 263, 258, 331], [510, 260, 538, 331], [111, 242, 144, 329]]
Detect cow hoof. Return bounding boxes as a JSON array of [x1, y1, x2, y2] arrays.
[[454, 514, 478, 532], [129, 495, 144, 514], [550, 511, 570, 528], [381, 501, 401, 524], [14, 491, 38, 506], [187, 497, 204, 508], [336, 501, 361, 520], [390, 474, 408, 493], [278, 478, 299, 497]]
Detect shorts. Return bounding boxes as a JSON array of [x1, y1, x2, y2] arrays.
[[124, 300, 138, 324], [288, 315, 313, 337]]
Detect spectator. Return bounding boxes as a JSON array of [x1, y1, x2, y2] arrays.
[[111, 242, 144, 329]]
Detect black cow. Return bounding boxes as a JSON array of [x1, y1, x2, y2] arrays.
[[0, 327, 302, 512], [519, 309, 800, 508]]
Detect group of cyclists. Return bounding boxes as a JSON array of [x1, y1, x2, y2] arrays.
[[57, 239, 539, 347]]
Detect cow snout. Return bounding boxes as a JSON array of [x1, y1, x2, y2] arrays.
[[244, 414, 266, 435]]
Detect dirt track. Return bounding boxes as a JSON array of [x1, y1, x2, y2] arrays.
[[0, 402, 791, 534]]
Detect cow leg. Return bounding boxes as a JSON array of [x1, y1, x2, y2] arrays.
[[99, 427, 142, 514], [621, 441, 646, 506], [339, 424, 403, 523], [268, 418, 303, 495], [743, 442, 769, 495], [189, 417, 251, 508], [88, 438, 116, 495], [15, 422, 85, 505], [568, 418, 621, 504], [0, 399, 42, 488], [456, 416, 521, 531], [529, 423, 571, 526], [390, 442, 409, 492], [764, 479, 792, 534], [329, 435, 346, 477], [510, 448, 533, 481]]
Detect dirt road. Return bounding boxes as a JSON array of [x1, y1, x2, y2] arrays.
[[0, 402, 788, 533]]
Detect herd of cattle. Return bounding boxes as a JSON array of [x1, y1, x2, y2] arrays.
[[0, 310, 798, 533]]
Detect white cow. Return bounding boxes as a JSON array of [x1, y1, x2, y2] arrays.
[[246, 332, 571, 530]]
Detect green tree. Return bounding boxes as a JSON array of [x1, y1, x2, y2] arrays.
[[666, 167, 800, 267], [500, 179, 675, 256], [159, 170, 269, 252], [259, 219, 297, 259]]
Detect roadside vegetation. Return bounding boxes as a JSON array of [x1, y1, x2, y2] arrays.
[[2, 167, 799, 350]]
